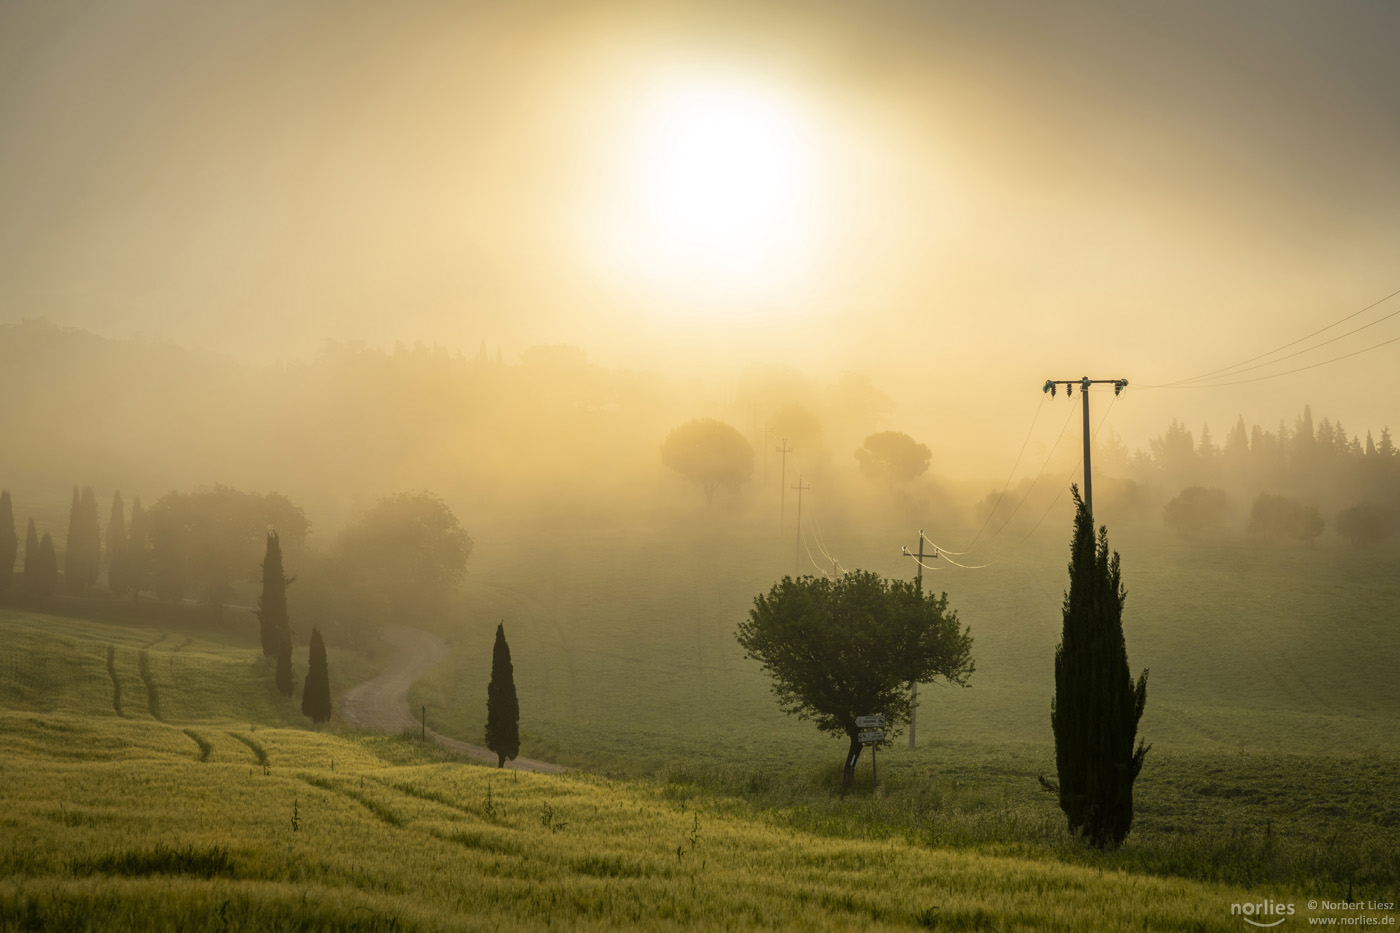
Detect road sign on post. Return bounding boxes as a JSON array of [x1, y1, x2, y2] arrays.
[[856, 715, 886, 788]]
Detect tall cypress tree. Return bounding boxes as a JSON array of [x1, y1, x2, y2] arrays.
[[254, 532, 293, 658], [36, 533, 59, 598], [79, 486, 101, 592], [301, 627, 332, 724], [484, 622, 520, 768], [23, 519, 39, 596], [125, 497, 148, 600], [1050, 487, 1149, 850], [107, 491, 128, 596], [0, 491, 16, 595], [63, 486, 82, 593]]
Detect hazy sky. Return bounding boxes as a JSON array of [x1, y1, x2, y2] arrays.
[[3, 0, 1399, 454]]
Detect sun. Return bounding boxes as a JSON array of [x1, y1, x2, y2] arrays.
[[598, 71, 831, 309]]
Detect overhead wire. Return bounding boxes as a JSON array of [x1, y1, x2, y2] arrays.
[[1142, 286, 1400, 389], [1139, 332, 1400, 389], [952, 393, 1046, 555], [960, 396, 1079, 555], [1004, 392, 1121, 552]]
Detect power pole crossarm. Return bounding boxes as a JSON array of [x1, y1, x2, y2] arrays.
[[1041, 377, 1127, 517]]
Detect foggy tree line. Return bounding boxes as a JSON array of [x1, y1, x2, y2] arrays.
[[1099, 405, 1400, 542], [0, 484, 472, 645]]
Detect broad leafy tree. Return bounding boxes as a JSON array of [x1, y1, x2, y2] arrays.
[[484, 622, 520, 768], [0, 491, 15, 595], [737, 570, 974, 790], [661, 418, 754, 507], [1049, 487, 1149, 850], [333, 491, 472, 621], [1334, 502, 1398, 546], [854, 431, 932, 488], [147, 486, 309, 608], [301, 626, 332, 724]]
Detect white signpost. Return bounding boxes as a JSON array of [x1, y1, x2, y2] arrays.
[[856, 714, 886, 788]]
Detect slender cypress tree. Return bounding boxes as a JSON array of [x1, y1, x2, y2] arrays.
[[23, 519, 39, 596], [1050, 487, 1149, 849], [79, 486, 101, 591], [23, 518, 40, 591], [301, 627, 332, 724], [36, 533, 59, 598], [125, 497, 148, 600], [0, 491, 16, 595], [107, 491, 128, 596], [484, 622, 520, 768], [63, 486, 82, 593], [254, 532, 293, 658]]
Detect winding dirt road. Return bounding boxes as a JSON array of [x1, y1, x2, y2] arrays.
[[340, 626, 566, 773]]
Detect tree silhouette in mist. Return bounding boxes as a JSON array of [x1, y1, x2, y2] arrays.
[[484, 622, 520, 768], [1048, 487, 1149, 850]]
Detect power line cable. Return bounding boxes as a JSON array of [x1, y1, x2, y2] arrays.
[[1140, 332, 1400, 390], [1004, 394, 1121, 552], [964, 398, 1079, 555], [953, 393, 1046, 554], [1146, 286, 1400, 388]]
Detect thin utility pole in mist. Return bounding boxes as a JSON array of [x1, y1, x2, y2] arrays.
[[1041, 377, 1128, 517], [763, 423, 774, 487], [791, 474, 810, 574], [775, 438, 793, 531], [900, 530, 939, 748]]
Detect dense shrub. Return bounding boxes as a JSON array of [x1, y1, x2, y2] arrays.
[[1162, 487, 1229, 538], [1248, 494, 1324, 545]]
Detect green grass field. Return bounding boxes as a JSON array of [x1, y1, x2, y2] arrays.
[[0, 606, 1320, 932], [409, 515, 1400, 897], [2, 511, 1397, 929]]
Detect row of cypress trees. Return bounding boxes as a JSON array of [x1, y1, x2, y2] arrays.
[[255, 531, 331, 724], [0, 491, 59, 597], [0, 487, 151, 599]]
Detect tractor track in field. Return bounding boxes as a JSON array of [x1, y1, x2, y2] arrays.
[[341, 626, 565, 774]]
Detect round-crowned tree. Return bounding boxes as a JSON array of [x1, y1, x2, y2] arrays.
[[737, 570, 973, 790], [855, 431, 932, 488], [661, 418, 754, 508]]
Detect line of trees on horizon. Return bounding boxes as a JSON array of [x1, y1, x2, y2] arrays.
[[1080, 404, 1400, 543], [0, 484, 473, 650]]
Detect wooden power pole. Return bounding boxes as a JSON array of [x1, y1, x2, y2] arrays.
[[791, 474, 810, 574], [901, 530, 939, 747], [775, 438, 793, 531], [1041, 377, 1128, 516]]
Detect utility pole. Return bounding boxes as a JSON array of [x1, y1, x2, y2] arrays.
[[763, 423, 774, 487], [1041, 377, 1128, 517], [791, 474, 810, 574], [775, 438, 793, 531], [900, 530, 939, 748]]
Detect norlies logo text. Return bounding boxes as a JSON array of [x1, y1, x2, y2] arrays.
[[1232, 899, 1296, 927]]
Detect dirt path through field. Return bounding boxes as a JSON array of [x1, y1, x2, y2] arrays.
[[340, 625, 566, 773]]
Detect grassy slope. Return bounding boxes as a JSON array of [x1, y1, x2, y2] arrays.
[[408, 518, 1400, 895], [1, 607, 1361, 932]]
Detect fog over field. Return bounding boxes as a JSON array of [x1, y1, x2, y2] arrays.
[[2, 2, 1399, 930]]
